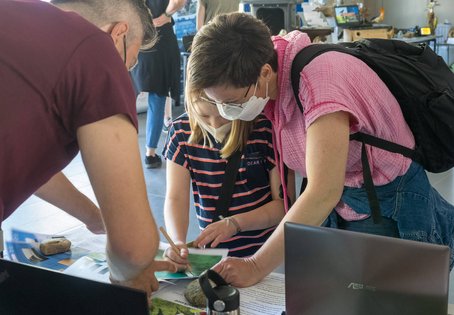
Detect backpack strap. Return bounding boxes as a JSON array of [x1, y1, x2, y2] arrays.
[[213, 150, 243, 222], [291, 44, 352, 113], [349, 132, 416, 160], [357, 139, 382, 224], [349, 133, 417, 223], [279, 163, 293, 207]]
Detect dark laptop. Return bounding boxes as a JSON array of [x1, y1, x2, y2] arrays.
[[0, 259, 149, 315], [284, 222, 450, 315]]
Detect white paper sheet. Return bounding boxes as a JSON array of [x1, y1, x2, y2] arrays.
[[4, 228, 94, 271], [156, 242, 228, 279], [159, 241, 228, 257], [64, 227, 107, 253], [63, 255, 110, 283], [238, 273, 285, 315]]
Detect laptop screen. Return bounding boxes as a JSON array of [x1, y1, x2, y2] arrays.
[[0, 259, 149, 315], [284, 222, 450, 315], [334, 5, 361, 27]]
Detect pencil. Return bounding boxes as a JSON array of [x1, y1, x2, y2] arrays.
[[159, 226, 194, 276]]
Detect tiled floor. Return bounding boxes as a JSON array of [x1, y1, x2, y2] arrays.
[[3, 107, 454, 302]]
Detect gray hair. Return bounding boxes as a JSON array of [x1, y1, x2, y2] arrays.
[[51, 0, 156, 50]]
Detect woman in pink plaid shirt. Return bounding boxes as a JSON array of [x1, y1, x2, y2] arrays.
[[186, 12, 454, 287]]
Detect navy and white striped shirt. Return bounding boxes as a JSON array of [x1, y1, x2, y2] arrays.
[[163, 114, 277, 257]]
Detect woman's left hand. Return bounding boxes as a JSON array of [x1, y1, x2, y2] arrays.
[[211, 256, 264, 288], [194, 218, 239, 248]]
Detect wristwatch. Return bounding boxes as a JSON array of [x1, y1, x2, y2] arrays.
[[164, 11, 172, 18]]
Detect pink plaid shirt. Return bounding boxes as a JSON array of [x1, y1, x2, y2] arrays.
[[264, 31, 414, 220]]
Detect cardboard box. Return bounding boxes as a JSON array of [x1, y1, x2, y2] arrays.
[[344, 27, 389, 42]]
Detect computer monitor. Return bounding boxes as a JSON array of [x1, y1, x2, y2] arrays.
[[334, 4, 361, 27], [256, 7, 285, 36], [0, 259, 149, 315], [284, 222, 450, 315]]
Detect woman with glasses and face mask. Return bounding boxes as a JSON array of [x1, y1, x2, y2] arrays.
[[161, 84, 290, 272], [187, 12, 454, 288]]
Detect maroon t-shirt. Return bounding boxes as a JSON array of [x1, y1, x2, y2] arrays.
[[0, 1, 139, 221]]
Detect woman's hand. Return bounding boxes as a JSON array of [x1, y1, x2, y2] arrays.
[[162, 242, 190, 272], [194, 218, 239, 248], [211, 256, 264, 288]]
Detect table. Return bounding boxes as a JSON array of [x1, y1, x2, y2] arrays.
[[3, 224, 454, 314], [393, 34, 440, 52], [343, 26, 391, 42]]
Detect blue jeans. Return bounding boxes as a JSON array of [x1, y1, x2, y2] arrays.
[[323, 162, 454, 269], [146, 92, 166, 149]]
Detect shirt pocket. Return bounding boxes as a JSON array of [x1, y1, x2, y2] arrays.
[[243, 151, 270, 189]]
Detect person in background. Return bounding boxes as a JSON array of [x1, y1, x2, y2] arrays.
[[162, 97, 173, 133], [161, 85, 290, 271], [196, 0, 240, 31], [131, 0, 186, 169], [187, 13, 454, 287], [0, 0, 176, 299]]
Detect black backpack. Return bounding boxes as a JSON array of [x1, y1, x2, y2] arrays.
[[291, 38, 454, 223]]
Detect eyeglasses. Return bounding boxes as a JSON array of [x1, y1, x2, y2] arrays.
[[199, 84, 253, 108], [123, 35, 139, 71]]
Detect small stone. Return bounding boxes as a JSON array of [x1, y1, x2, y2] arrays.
[[184, 279, 213, 308]]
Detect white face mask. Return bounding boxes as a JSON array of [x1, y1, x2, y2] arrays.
[[198, 120, 232, 143], [216, 81, 269, 121]]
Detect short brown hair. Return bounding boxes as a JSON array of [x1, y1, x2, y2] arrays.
[[188, 12, 277, 91]]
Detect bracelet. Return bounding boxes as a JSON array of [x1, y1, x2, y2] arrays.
[[226, 217, 241, 233], [164, 11, 172, 18]]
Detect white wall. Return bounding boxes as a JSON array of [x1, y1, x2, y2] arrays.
[[364, 0, 454, 29], [362, 0, 454, 64]]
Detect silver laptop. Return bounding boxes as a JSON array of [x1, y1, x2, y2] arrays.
[[284, 222, 450, 315]]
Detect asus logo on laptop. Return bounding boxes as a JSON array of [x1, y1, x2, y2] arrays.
[[347, 282, 376, 292]]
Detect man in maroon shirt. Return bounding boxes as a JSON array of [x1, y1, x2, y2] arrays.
[[0, 0, 175, 299]]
